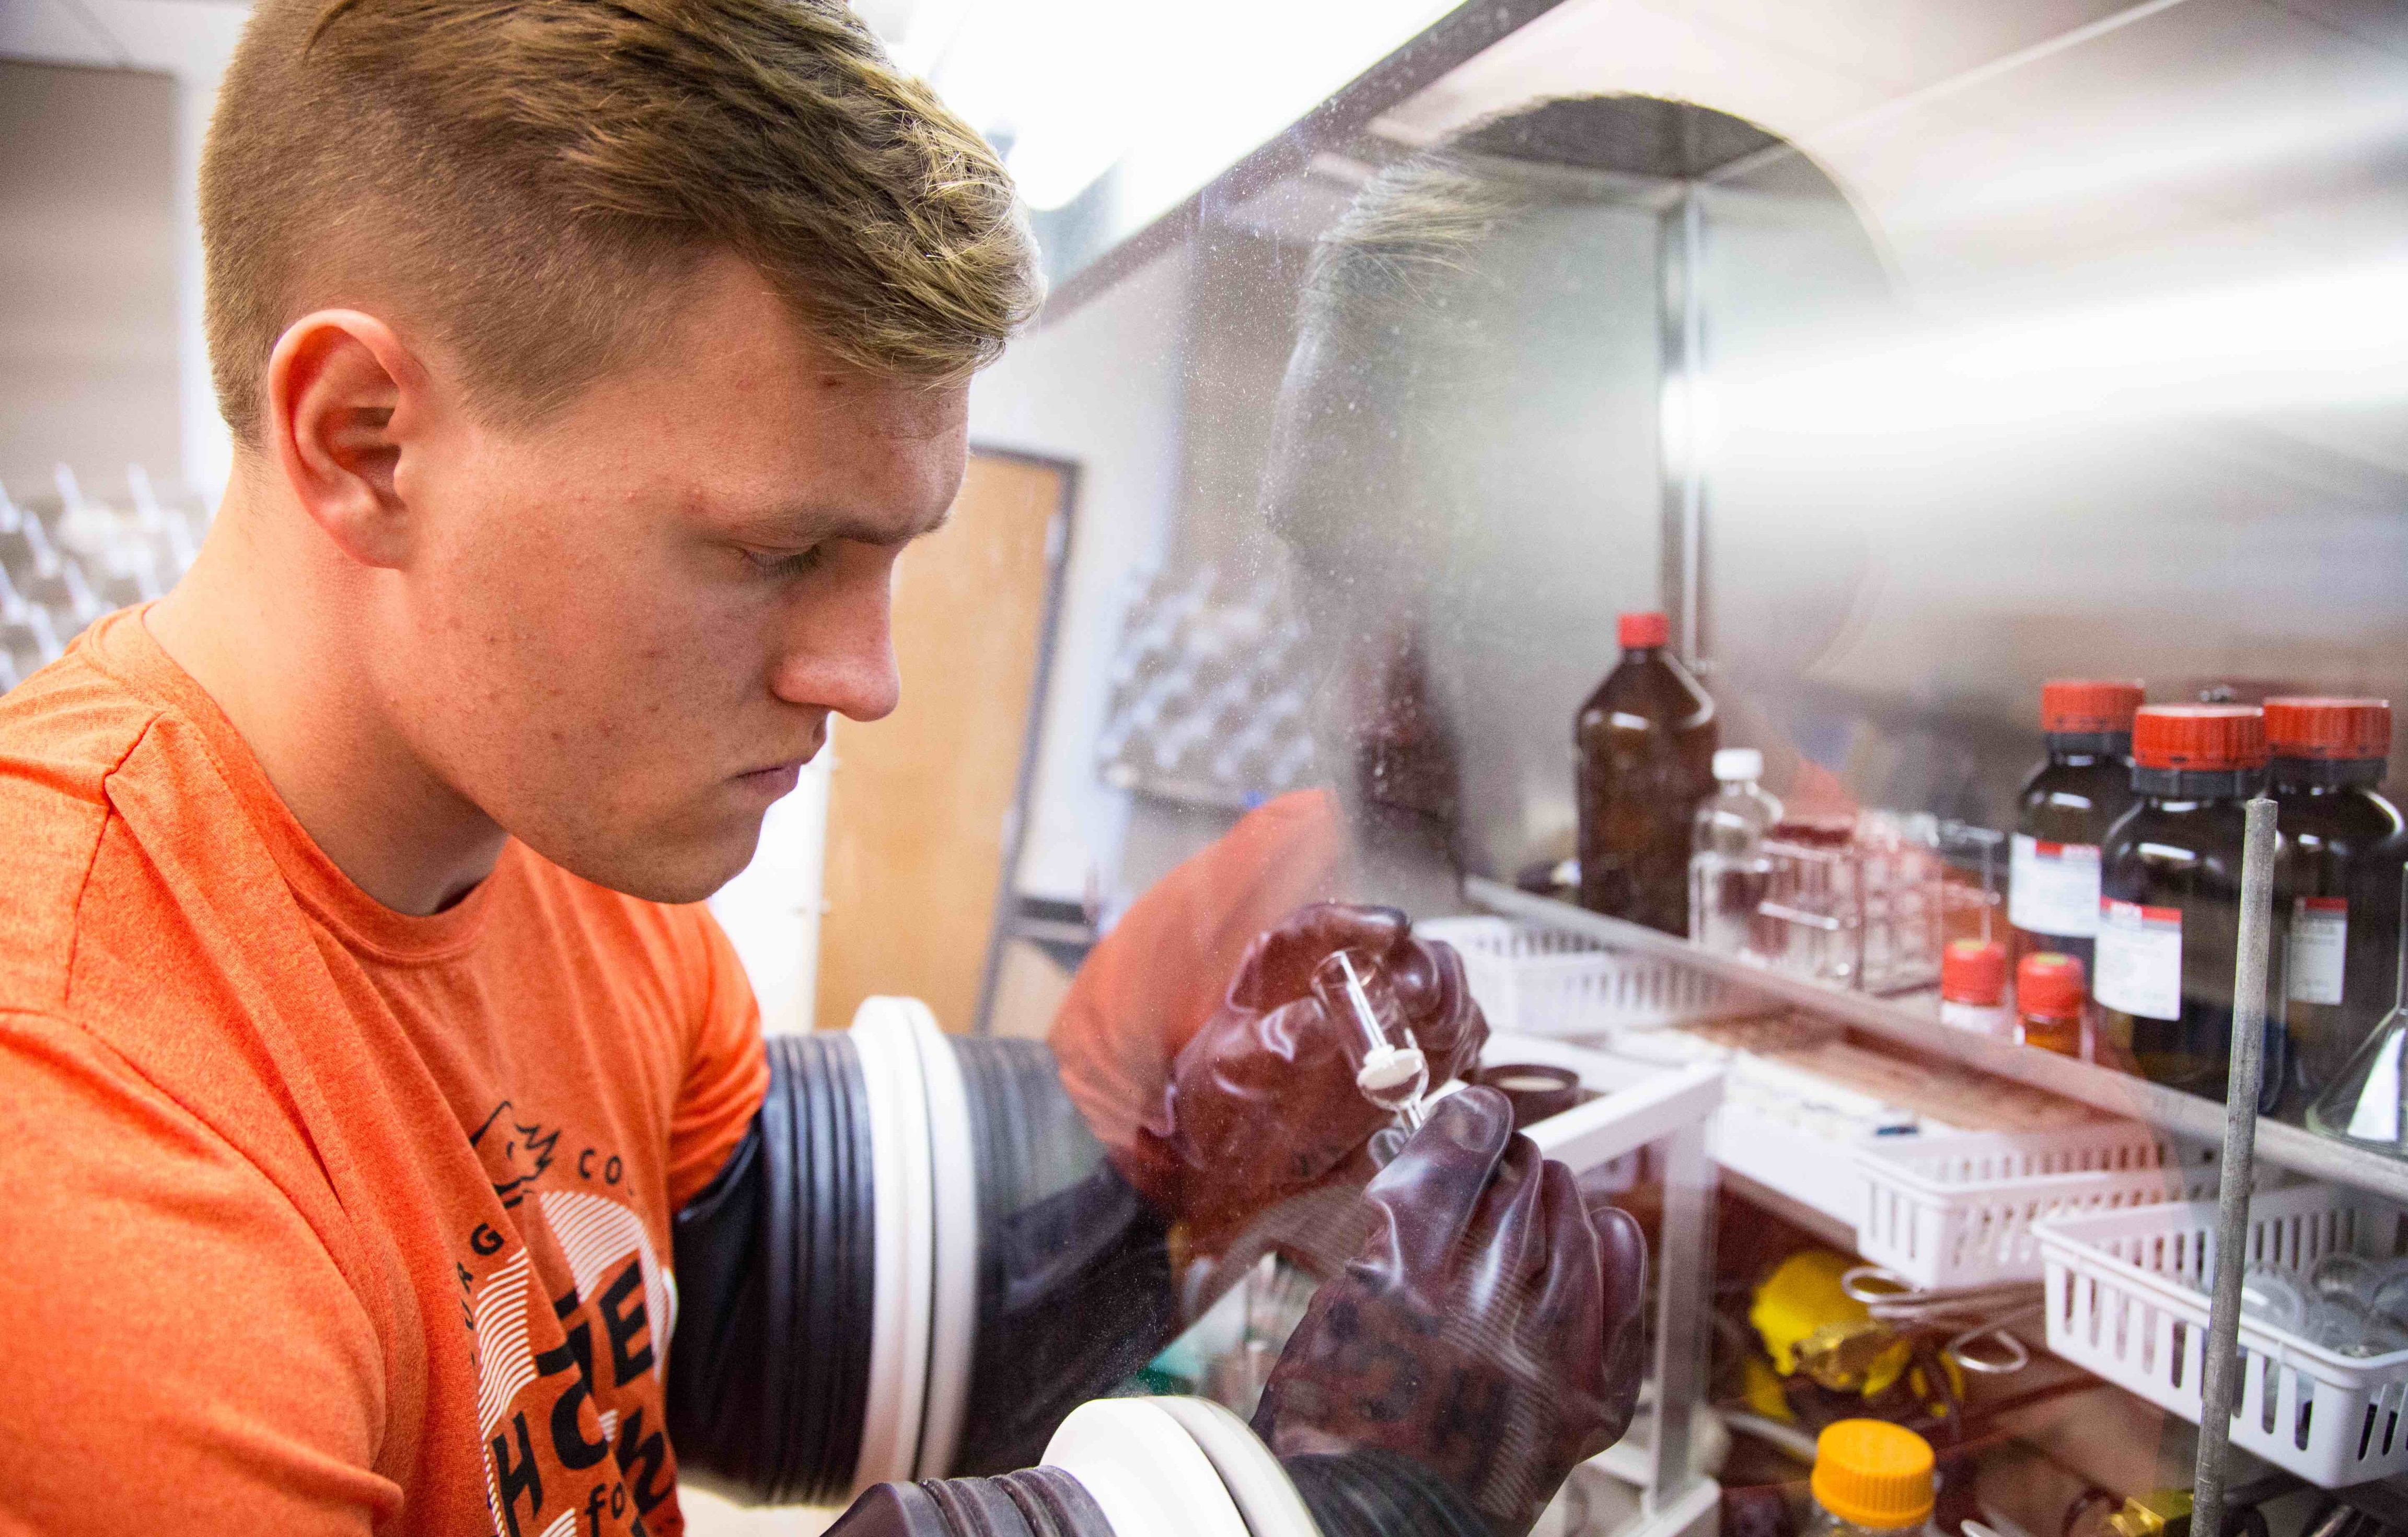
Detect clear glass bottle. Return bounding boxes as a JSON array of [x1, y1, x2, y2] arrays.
[[1689, 747, 1782, 957], [2096, 704, 2273, 1105], [2010, 680, 2143, 988], [2264, 698, 2400, 1114], [1577, 610, 1717, 935], [1808, 1420, 1936, 1537]]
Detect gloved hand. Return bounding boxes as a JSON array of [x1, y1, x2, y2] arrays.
[[1128, 901, 1488, 1251], [1252, 1086, 1648, 1537]]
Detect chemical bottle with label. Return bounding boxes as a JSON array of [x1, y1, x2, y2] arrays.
[[1577, 610, 1718, 935], [2017, 951, 2086, 1057], [2309, 863, 2408, 1155], [1807, 1420, 1936, 1537], [2011, 680, 2143, 986], [2265, 698, 2400, 1113], [1691, 748, 1784, 957], [2096, 704, 2273, 1106], [1939, 939, 2011, 1037]]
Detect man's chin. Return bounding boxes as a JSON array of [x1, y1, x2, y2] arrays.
[[522, 818, 766, 907]]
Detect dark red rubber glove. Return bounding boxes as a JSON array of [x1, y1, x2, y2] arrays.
[[1251, 1086, 1648, 1537], [1131, 902, 1487, 1251]]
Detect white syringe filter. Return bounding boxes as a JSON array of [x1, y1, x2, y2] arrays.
[[1713, 748, 1764, 783]]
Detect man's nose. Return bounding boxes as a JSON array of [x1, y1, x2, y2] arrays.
[[772, 574, 901, 723]]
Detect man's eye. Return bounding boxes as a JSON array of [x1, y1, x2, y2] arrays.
[[742, 544, 828, 577]]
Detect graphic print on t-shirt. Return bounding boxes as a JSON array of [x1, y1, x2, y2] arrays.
[[461, 1103, 680, 1537], [473, 1101, 564, 1206]]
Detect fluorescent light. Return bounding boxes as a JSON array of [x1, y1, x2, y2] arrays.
[[1718, 259, 2408, 436], [922, 0, 1453, 215]]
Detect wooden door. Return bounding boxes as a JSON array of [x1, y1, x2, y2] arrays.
[[814, 451, 1069, 1034]]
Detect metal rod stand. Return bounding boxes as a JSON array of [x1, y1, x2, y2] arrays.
[[2193, 796, 2279, 1537]]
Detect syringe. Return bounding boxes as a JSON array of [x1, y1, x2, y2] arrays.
[[1313, 948, 1429, 1132]]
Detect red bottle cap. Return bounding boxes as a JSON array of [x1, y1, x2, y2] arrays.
[[2041, 680, 2145, 735], [2131, 704, 2267, 772], [2263, 697, 2391, 762], [1941, 939, 2007, 1006], [2018, 951, 2086, 1021], [1618, 611, 1670, 649]]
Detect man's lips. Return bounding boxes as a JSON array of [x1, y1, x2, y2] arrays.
[[733, 762, 805, 798], [733, 732, 825, 797]]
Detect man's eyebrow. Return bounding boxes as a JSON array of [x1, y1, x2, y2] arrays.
[[727, 500, 953, 547]]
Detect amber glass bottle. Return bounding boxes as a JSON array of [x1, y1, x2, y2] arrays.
[[2096, 704, 2271, 1106], [2011, 680, 2143, 987], [1576, 611, 1717, 934], [2266, 698, 2400, 1113]]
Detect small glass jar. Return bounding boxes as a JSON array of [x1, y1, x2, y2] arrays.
[[2018, 951, 2087, 1057], [1808, 1419, 1936, 1537], [1939, 938, 2011, 1038]]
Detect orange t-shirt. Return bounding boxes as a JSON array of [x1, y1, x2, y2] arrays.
[[0, 609, 770, 1537]]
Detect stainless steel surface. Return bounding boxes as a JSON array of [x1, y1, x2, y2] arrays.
[[1467, 876, 2408, 1204], [1086, 0, 2408, 911], [1037, 0, 1581, 313], [2193, 796, 2279, 1534], [1660, 188, 1706, 668], [1232, 95, 1853, 895]]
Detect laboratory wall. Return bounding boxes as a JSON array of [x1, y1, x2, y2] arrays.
[[0, 62, 181, 498]]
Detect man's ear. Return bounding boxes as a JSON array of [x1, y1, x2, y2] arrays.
[[264, 309, 426, 570]]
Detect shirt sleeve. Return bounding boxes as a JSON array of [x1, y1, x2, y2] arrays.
[[0, 1010, 397, 1536], [665, 909, 770, 1213]]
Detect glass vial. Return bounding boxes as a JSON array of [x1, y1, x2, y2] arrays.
[[1940, 938, 2012, 1037], [1808, 1420, 1935, 1537], [2018, 951, 2087, 1057]]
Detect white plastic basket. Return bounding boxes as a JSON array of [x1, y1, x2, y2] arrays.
[[1856, 1124, 2226, 1289], [1418, 915, 1754, 1037], [2035, 1183, 2408, 1487]]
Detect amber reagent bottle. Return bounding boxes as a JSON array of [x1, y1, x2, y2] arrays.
[[2096, 704, 2271, 1105], [1576, 611, 1717, 935], [2265, 697, 2399, 1113], [2011, 679, 2143, 987]]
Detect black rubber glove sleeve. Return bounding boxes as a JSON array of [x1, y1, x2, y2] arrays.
[[823, 1466, 1114, 1537], [1281, 1448, 1495, 1537], [666, 1034, 1182, 1498], [668, 1033, 874, 1504], [950, 1037, 1181, 1475]]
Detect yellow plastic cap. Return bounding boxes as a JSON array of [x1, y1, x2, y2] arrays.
[[1812, 1419, 1935, 1530]]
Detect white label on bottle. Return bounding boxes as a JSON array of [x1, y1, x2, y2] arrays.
[[2287, 896, 2348, 1006], [2096, 898, 2183, 1021], [2009, 834, 2103, 937], [1940, 1000, 2015, 1038]]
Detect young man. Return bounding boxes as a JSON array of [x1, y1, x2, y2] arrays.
[[0, 3, 1643, 1534]]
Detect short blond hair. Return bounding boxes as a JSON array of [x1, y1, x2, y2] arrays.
[[201, 0, 1039, 444]]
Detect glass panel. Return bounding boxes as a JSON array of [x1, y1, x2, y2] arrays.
[[987, 0, 2408, 1524]]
